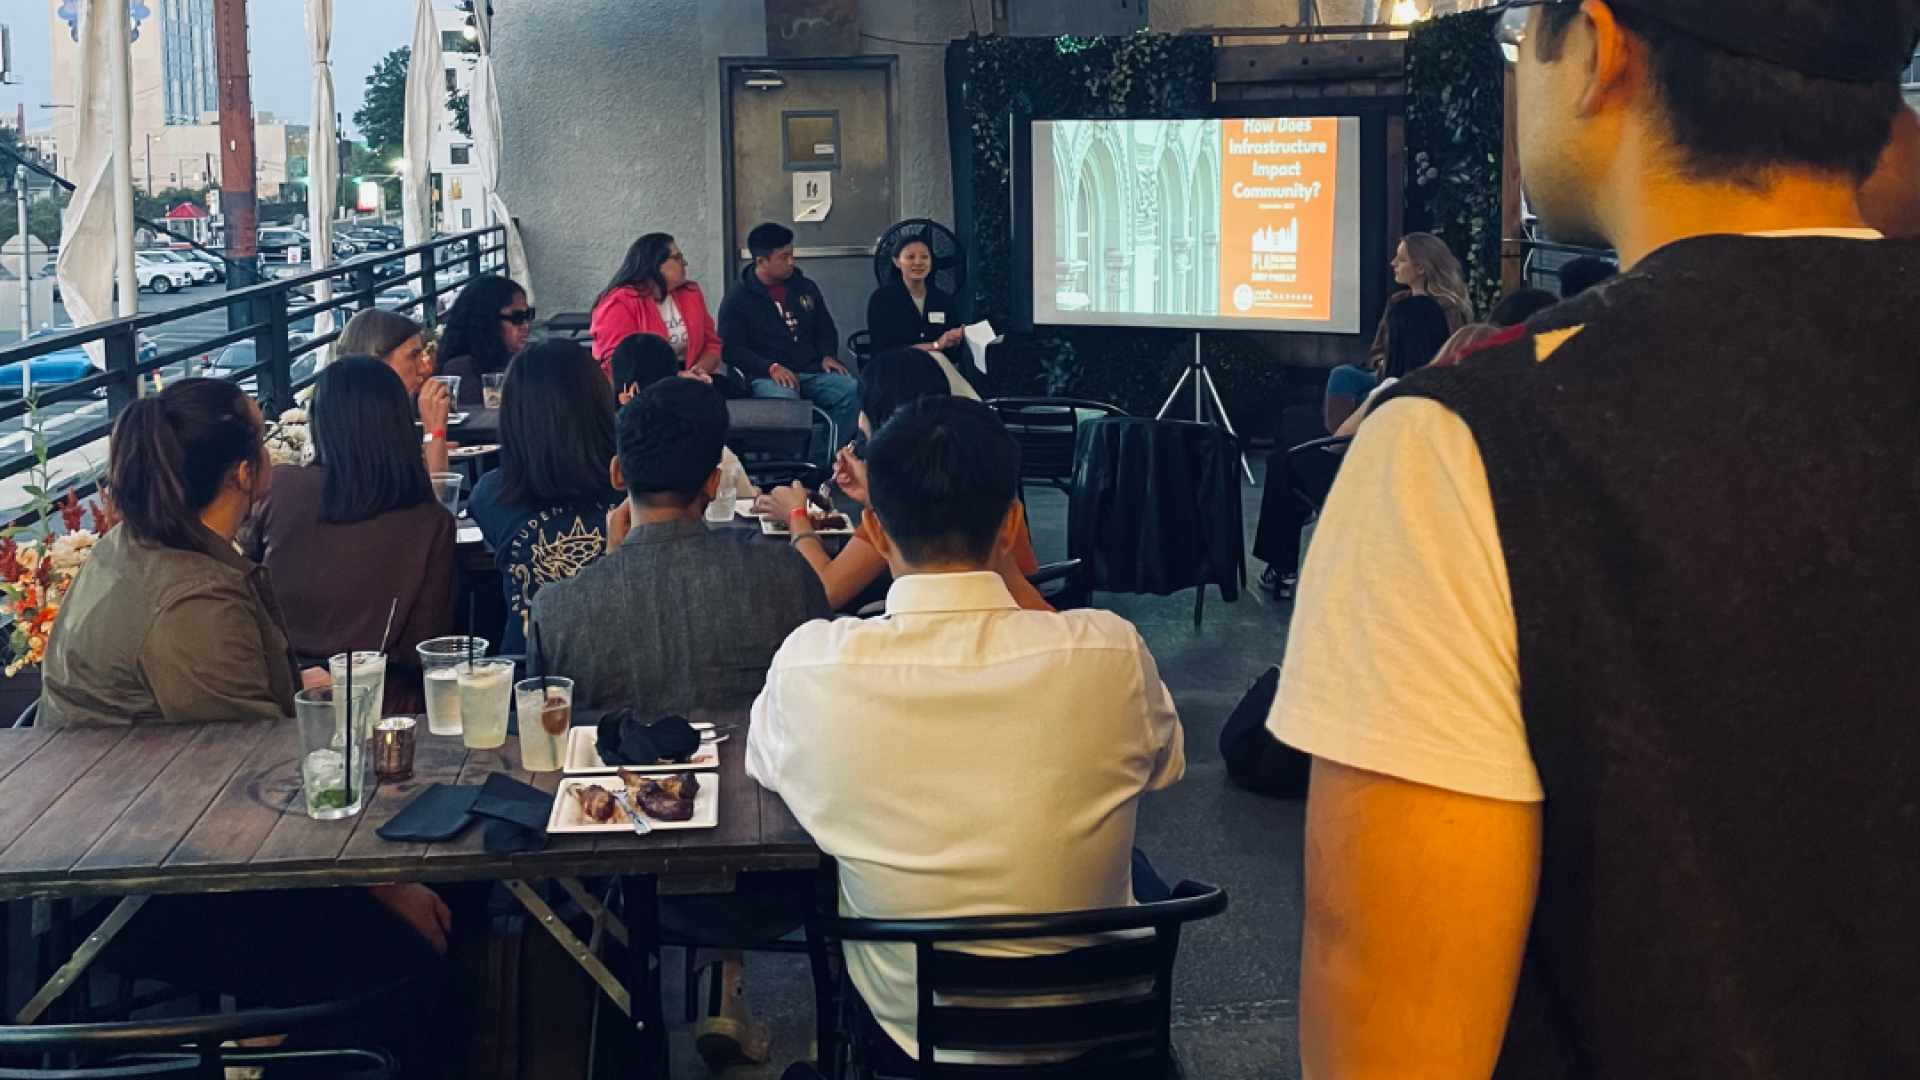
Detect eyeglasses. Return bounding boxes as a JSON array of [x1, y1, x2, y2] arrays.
[[500, 308, 537, 327], [1493, 0, 1554, 64]]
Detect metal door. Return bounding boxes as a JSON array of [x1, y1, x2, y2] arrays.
[[724, 59, 897, 361]]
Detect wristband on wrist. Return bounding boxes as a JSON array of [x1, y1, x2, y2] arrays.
[[423, 429, 446, 444], [788, 507, 810, 520]]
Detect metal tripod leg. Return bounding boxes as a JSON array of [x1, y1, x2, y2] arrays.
[[502, 880, 631, 1017], [1199, 362, 1257, 485]]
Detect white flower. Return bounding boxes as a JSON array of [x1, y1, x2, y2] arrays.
[[278, 408, 309, 425], [48, 532, 96, 579]]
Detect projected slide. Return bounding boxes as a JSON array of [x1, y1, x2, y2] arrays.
[[1029, 117, 1362, 333]]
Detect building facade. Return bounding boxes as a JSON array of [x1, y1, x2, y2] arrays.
[[431, 7, 485, 234], [49, 0, 220, 192], [157, 0, 218, 125]]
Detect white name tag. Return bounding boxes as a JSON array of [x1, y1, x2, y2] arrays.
[[928, 311, 946, 324]]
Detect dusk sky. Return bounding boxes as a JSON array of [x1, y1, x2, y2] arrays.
[[3, 0, 424, 142]]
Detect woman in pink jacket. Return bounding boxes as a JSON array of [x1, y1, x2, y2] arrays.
[[590, 233, 723, 381]]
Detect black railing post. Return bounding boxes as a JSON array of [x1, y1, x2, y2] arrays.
[[421, 243, 443, 331], [102, 324, 139, 418], [354, 264, 378, 311], [466, 234, 482, 282], [259, 285, 295, 416]]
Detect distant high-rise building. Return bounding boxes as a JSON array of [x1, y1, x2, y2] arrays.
[[158, 0, 218, 125]]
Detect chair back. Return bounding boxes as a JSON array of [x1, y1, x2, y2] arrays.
[[1283, 436, 1353, 513], [848, 330, 875, 367], [988, 398, 1126, 495], [726, 398, 831, 489], [814, 882, 1227, 1079], [0, 984, 407, 1078]]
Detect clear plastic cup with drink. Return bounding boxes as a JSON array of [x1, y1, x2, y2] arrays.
[[328, 652, 386, 740], [429, 472, 463, 516], [458, 658, 515, 749], [515, 676, 573, 772], [417, 636, 489, 735], [482, 373, 505, 410], [705, 460, 739, 523], [295, 684, 377, 820]]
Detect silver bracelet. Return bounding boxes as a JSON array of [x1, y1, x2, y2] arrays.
[[789, 532, 822, 549]]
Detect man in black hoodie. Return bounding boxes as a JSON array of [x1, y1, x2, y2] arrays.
[[717, 222, 861, 450]]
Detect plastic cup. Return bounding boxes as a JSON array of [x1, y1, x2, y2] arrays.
[[328, 652, 387, 727], [295, 685, 377, 820], [515, 677, 573, 772], [481, 373, 505, 410], [417, 635, 489, 735], [429, 472, 463, 515], [458, 658, 515, 749], [431, 374, 460, 404]]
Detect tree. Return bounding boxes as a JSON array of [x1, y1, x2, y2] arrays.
[[355, 47, 410, 168]]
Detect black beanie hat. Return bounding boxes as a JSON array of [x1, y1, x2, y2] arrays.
[[1600, 0, 1919, 82]]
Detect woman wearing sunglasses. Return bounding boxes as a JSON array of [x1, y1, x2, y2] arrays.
[[436, 274, 535, 406]]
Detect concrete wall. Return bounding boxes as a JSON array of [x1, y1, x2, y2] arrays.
[[492, 0, 1377, 316]]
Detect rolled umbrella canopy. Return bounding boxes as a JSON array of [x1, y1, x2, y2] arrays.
[[57, 0, 137, 369], [469, 1, 532, 305], [402, 0, 443, 272], [306, 0, 338, 349]]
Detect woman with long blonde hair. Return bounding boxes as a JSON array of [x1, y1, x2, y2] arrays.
[[1369, 232, 1473, 371]]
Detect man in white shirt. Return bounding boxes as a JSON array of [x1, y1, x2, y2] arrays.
[[747, 397, 1185, 1064]]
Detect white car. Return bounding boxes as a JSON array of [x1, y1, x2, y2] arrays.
[[132, 256, 194, 295], [142, 250, 217, 285]]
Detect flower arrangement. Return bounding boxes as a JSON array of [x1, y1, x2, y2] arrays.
[[0, 492, 114, 676], [264, 407, 313, 467]]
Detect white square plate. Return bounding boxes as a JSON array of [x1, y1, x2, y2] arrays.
[[760, 514, 856, 537], [563, 724, 723, 775], [449, 443, 500, 458], [547, 774, 718, 833]]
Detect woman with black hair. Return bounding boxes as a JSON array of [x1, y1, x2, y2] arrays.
[[466, 340, 623, 652], [37, 379, 456, 1070], [590, 232, 725, 382], [865, 231, 979, 398], [760, 348, 1047, 612], [437, 274, 534, 405], [243, 357, 455, 711]]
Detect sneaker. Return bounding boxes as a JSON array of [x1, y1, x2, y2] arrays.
[[694, 1014, 773, 1068]]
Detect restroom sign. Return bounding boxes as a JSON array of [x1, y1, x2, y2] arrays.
[[792, 172, 832, 222]]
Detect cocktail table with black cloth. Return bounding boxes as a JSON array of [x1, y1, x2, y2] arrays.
[[0, 712, 816, 1080]]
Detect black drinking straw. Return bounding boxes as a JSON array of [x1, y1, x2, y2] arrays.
[[343, 655, 355, 802]]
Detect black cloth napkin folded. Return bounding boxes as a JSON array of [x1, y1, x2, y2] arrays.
[[471, 772, 551, 853], [377, 783, 481, 842], [595, 710, 701, 767]]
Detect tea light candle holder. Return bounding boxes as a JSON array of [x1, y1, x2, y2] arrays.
[[374, 717, 418, 782]]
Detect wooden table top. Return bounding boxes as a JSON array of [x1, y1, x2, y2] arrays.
[[0, 716, 816, 901]]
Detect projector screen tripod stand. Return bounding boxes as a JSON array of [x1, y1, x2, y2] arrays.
[[1157, 333, 1256, 485]]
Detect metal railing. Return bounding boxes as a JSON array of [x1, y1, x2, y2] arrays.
[[0, 226, 507, 524]]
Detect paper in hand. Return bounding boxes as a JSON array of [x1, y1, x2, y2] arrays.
[[964, 321, 999, 374]]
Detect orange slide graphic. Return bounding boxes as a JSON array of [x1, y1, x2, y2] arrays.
[[1217, 118, 1340, 322]]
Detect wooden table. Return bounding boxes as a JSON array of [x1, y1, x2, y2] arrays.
[[0, 716, 816, 1076]]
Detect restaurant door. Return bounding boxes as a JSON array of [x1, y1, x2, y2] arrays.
[[723, 58, 899, 361]]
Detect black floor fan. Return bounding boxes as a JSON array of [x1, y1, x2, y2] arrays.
[[872, 219, 968, 299]]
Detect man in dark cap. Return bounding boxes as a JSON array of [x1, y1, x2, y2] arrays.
[[1275, 2, 1920, 1078]]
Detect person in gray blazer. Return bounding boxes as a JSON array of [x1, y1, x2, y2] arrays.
[[530, 377, 829, 1068]]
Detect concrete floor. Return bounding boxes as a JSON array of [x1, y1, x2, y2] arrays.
[[666, 470, 1304, 1079]]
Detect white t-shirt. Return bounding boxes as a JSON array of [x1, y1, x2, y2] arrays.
[[1270, 230, 1884, 803], [747, 572, 1185, 1057], [656, 295, 689, 360]]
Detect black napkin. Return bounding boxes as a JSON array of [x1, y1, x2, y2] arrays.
[[471, 773, 551, 853], [377, 783, 482, 842], [595, 710, 701, 767]]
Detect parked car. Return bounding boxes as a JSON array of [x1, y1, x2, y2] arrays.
[[141, 250, 217, 285], [132, 255, 194, 295], [201, 340, 318, 391], [0, 329, 160, 398], [340, 229, 400, 253], [175, 248, 228, 283], [256, 228, 307, 261]]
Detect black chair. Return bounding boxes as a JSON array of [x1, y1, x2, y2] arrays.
[[0, 984, 411, 1079], [987, 399, 1127, 501], [727, 399, 833, 490], [1283, 436, 1353, 574], [848, 330, 874, 369], [808, 882, 1228, 1080], [13, 701, 37, 729]]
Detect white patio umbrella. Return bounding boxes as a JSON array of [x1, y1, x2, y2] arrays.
[[468, 1, 532, 303], [306, 0, 338, 349], [57, 0, 138, 369], [401, 0, 443, 276]]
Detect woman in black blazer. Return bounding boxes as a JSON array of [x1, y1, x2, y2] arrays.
[[866, 235, 968, 351]]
